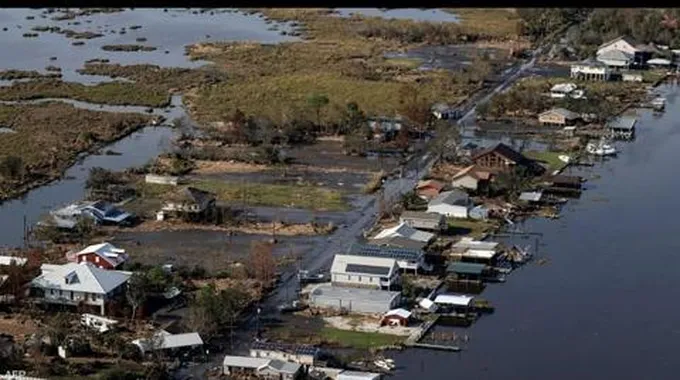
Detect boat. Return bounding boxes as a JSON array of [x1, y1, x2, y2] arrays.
[[558, 155, 571, 163], [374, 359, 395, 371], [651, 96, 666, 111], [586, 138, 617, 156]]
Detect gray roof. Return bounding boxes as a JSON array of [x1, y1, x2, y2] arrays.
[[541, 108, 579, 120], [429, 189, 470, 207], [519, 191, 543, 202], [400, 211, 445, 223], [265, 360, 301, 374], [223, 355, 270, 369], [598, 35, 639, 50], [608, 116, 637, 131], [345, 264, 391, 276], [369, 236, 427, 251], [347, 243, 423, 261], [310, 284, 400, 304], [32, 262, 131, 295], [251, 341, 319, 356], [597, 49, 633, 62], [574, 59, 607, 68]]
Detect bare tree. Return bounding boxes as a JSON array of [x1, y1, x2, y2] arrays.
[[249, 241, 276, 285], [126, 272, 149, 321]]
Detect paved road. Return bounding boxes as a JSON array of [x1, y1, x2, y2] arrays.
[[177, 46, 544, 380]]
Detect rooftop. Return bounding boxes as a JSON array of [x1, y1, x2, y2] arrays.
[[345, 264, 391, 276], [369, 236, 427, 251], [383, 308, 412, 319], [452, 237, 499, 251], [519, 191, 543, 202], [32, 262, 131, 295], [472, 143, 535, 167], [223, 355, 270, 369], [434, 294, 474, 306], [331, 254, 398, 277], [0, 256, 27, 266], [400, 210, 445, 223], [132, 332, 203, 352], [76, 242, 128, 267], [540, 107, 579, 120], [263, 359, 302, 374], [452, 165, 492, 181], [429, 189, 470, 207], [347, 243, 423, 262], [310, 283, 401, 304], [250, 341, 319, 356], [446, 261, 487, 275], [373, 222, 434, 243], [597, 49, 633, 62]]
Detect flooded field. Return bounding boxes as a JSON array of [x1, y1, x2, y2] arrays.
[[0, 8, 296, 83]]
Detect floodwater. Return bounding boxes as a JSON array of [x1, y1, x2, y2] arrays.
[[0, 8, 296, 83], [0, 8, 297, 247], [335, 8, 459, 23], [391, 82, 680, 379]]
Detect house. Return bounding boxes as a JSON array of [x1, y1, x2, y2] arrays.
[[570, 60, 611, 81], [132, 331, 203, 355], [338, 371, 383, 380], [82, 201, 134, 226], [222, 355, 303, 380], [596, 49, 634, 68], [415, 179, 445, 200], [162, 186, 216, 214], [452, 237, 500, 252], [399, 211, 446, 231], [427, 189, 472, 218], [607, 116, 637, 140], [29, 262, 131, 315], [549, 83, 577, 98], [367, 116, 403, 133], [622, 72, 643, 82], [380, 308, 412, 327], [446, 261, 488, 281], [449, 238, 500, 263], [538, 108, 579, 126], [330, 254, 400, 289], [70, 242, 128, 270], [250, 341, 320, 367], [308, 283, 401, 314], [373, 222, 434, 244], [471, 143, 545, 175], [0, 256, 27, 267], [596, 35, 655, 66], [450, 165, 492, 192], [346, 243, 426, 273], [370, 236, 427, 251]]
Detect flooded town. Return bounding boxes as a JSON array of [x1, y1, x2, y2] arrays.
[[1, 7, 680, 380]]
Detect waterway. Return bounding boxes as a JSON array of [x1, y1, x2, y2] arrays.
[[391, 82, 680, 379]]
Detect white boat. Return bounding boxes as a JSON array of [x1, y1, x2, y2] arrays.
[[558, 155, 571, 163], [586, 138, 617, 156], [374, 359, 395, 371]]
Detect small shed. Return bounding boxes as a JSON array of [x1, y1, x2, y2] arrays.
[[548, 175, 582, 189], [399, 211, 447, 231], [380, 308, 412, 327], [607, 116, 636, 140], [518, 191, 543, 204], [538, 108, 579, 126], [433, 294, 474, 311], [446, 261, 487, 281], [622, 72, 643, 82]]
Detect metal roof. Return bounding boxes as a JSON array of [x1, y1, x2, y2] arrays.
[[597, 49, 633, 62], [373, 222, 434, 243], [133, 331, 203, 352], [455, 249, 497, 260], [607, 117, 637, 131], [400, 210, 444, 223], [250, 341, 319, 356], [331, 255, 397, 278], [447, 261, 486, 275], [452, 237, 499, 251], [223, 355, 270, 368], [647, 58, 672, 66], [519, 191, 543, 202], [32, 262, 131, 295], [434, 294, 474, 306], [263, 359, 301, 374], [369, 236, 427, 251], [541, 107, 579, 120], [348, 243, 423, 261], [310, 284, 401, 304], [384, 308, 412, 319], [429, 189, 470, 207], [345, 264, 391, 276]]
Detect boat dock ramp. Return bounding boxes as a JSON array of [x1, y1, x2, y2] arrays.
[[404, 315, 462, 352]]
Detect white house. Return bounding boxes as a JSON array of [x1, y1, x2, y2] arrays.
[[132, 330, 204, 354], [223, 355, 302, 379], [427, 190, 472, 219], [373, 222, 434, 243], [29, 262, 131, 315], [330, 254, 400, 289], [570, 60, 611, 81], [597, 35, 656, 66]]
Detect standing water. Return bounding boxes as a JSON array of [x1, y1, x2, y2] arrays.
[[391, 82, 680, 379]]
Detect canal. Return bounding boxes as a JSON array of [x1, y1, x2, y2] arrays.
[[391, 82, 680, 379]]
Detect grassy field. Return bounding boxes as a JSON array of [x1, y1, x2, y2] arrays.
[[0, 102, 153, 200], [0, 80, 170, 107], [446, 8, 521, 38], [319, 326, 405, 349], [183, 8, 522, 125], [524, 150, 566, 171], [138, 178, 348, 211]]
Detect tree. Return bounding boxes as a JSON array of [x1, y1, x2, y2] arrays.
[[398, 85, 433, 134], [492, 166, 533, 200], [307, 93, 330, 130], [343, 101, 367, 134], [0, 155, 23, 181], [126, 272, 150, 320], [249, 241, 276, 284], [44, 313, 71, 347]]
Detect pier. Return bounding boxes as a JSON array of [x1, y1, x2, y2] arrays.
[[405, 315, 463, 352]]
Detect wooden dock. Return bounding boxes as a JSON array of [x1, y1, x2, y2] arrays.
[[411, 342, 461, 352], [404, 315, 463, 352]]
